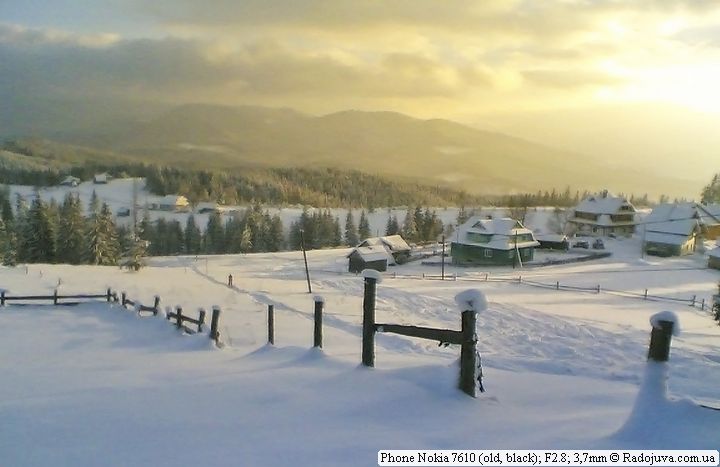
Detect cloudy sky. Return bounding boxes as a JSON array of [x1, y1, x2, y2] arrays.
[[2, 0, 719, 119]]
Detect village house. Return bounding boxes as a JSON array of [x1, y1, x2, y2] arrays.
[[450, 216, 539, 266], [357, 235, 412, 264], [151, 195, 190, 212], [642, 203, 701, 257], [93, 173, 110, 184], [59, 175, 80, 187], [696, 203, 720, 240], [568, 190, 636, 237], [708, 246, 720, 270], [534, 233, 570, 251], [347, 245, 392, 273]]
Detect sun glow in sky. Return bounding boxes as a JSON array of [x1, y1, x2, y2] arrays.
[[1, 0, 720, 180]]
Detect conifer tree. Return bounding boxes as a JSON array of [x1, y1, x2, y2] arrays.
[[239, 225, 253, 253], [204, 210, 225, 253], [358, 210, 371, 240], [0, 218, 17, 266], [344, 212, 359, 246], [86, 203, 119, 265], [184, 214, 202, 254], [401, 208, 418, 242], [385, 215, 400, 236], [26, 196, 56, 263], [267, 214, 284, 252], [121, 230, 148, 271], [57, 193, 86, 264]]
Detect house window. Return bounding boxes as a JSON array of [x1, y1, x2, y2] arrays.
[[467, 232, 492, 243], [484, 249, 493, 258]]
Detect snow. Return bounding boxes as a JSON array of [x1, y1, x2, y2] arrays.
[[1, 231, 719, 465], [361, 269, 383, 282], [650, 311, 681, 336], [454, 289, 488, 313]]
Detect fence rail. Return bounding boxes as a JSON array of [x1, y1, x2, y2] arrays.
[[389, 272, 712, 312]]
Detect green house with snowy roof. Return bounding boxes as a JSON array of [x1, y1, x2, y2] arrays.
[[450, 216, 540, 266]]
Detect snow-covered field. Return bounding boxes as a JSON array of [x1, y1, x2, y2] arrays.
[[1, 236, 719, 466]]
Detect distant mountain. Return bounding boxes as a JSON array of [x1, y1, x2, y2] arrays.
[[2, 103, 695, 197]]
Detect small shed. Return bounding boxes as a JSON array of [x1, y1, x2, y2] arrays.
[[59, 176, 80, 187], [93, 173, 110, 184], [155, 195, 190, 212], [347, 246, 390, 274], [709, 247, 720, 270], [535, 233, 569, 250], [357, 235, 412, 264]]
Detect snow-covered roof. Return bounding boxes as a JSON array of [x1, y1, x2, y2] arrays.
[[645, 203, 696, 224], [696, 203, 720, 226], [357, 235, 411, 253], [348, 246, 392, 262], [159, 195, 189, 206], [574, 192, 635, 215], [646, 219, 698, 237], [535, 234, 568, 243], [60, 175, 80, 183], [644, 231, 693, 246], [709, 247, 720, 259], [455, 216, 539, 250], [93, 173, 108, 182]]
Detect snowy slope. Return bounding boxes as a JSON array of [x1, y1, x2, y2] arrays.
[[1, 242, 719, 466]]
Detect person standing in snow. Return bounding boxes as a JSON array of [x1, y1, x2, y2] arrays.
[[228, 274, 233, 288]]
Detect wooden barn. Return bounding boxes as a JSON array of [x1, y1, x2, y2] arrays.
[[347, 246, 391, 274], [357, 235, 412, 264], [535, 233, 569, 251], [643, 203, 701, 257]]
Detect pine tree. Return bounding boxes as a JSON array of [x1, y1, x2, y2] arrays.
[[239, 225, 253, 253], [332, 216, 342, 247], [344, 212, 359, 246], [267, 214, 284, 252], [86, 203, 119, 265], [385, 214, 400, 235], [204, 210, 225, 254], [121, 231, 148, 271], [57, 193, 86, 264], [0, 218, 17, 266], [184, 214, 202, 254], [401, 208, 418, 242], [166, 220, 184, 255], [89, 189, 99, 216], [358, 210, 371, 240], [26, 196, 56, 263], [14, 195, 30, 262]]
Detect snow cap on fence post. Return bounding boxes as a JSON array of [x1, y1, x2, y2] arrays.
[[361, 269, 383, 283], [454, 289, 488, 313], [313, 295, 325, 304], [650, 311, 680, 336]]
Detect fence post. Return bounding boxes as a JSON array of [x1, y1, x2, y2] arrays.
[[153, 296, 161, 316], [644, 289, 648, 300], [362, 271, 379, 367], [175, 306, 183, 330], [1, 290, 5, 306], [459, 309, 478, 398], [691, 295, 696, 307], [556, 281, 559, 290], [485, 273, 488, 282], [596, 284, 601, 294], [198, 308, 206, 333], [648, 314, 677, 362], [518, 275, 522, 283], [210, 306, 222, 345], [106, 288, 112, 303], [701, 299, 705, 311], [53, 289, 58, 305], [313, 296, 324, 348], [268, 304, 275, 345], [121, 292, 127, 308]]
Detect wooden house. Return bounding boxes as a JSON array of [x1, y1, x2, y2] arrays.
[[152, 195, 190, 212], [59, 176, 80, 187], [347, 246, 390, 273], [696, 203, 720, 240], [568, 190, 636, 237], [535, 233, 569, 251], [357, 235, 412, 264], [709, 247, 720, 270], [450, 216, 539, 266], [643, 203, 702, 256], [93, 173, 110, 184]]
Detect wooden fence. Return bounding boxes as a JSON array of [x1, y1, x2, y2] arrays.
[[265, 297, 325, 348], [0, 287, 222, 346]]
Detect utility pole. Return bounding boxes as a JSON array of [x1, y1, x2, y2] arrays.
[[300, 229, 312, 293], [441, 234, 446, 280], [132, 177, 138, 234]]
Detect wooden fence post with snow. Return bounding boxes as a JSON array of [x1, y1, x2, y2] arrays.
[[313, 296, 324, 349], [210, 306, 222, 345], [456, 290, 486, 398], [198, 308, 206, 333], [175, 306, 183, 330], [121, 292, 127, 308], [647, 312, 678, 362], [106, 288, 112, 303], [267, 304, 275, 345], [53, 289, 58, 305], [362, 270, 380, 367], [153, 296, 161, 315]]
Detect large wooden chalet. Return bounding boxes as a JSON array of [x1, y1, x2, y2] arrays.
[[450, 216, 539, 266], [568, 191, 636, 237]]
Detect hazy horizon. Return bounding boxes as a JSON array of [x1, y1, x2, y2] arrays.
[[2, 1, 719, 198]]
